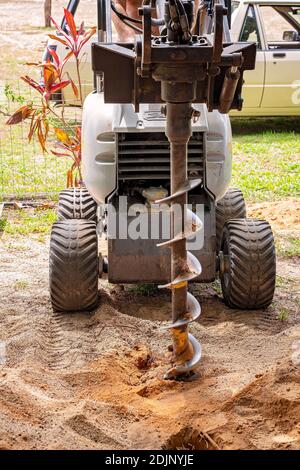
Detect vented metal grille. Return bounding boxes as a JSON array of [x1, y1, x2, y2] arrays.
[[117, 132, 204, 181]]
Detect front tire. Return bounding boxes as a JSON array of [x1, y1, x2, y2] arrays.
[[220, 219, 276, 309], [216, 188, 246, 251], [58, 187, 97, 222], [49, 219, 99, 312]]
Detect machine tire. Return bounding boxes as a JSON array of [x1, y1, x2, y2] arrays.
[[216, 188, 246, 251], [49, 219, 99, 312], [58, 187, 97, 222], [220, 218, 276, 310]]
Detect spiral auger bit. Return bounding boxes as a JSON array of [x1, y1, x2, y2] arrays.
[[136, 0, 245, 380], [139, 0, 215, 380], [156, 101, 203, 380]]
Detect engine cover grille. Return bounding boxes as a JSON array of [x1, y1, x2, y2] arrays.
[[117, 132, 205, 181]]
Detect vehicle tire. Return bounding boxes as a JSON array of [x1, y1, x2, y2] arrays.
[[49, 219, 99, 312], [220, 218, 276, 309], [216, 188, 246, 251], [58, 187, 97, 222]]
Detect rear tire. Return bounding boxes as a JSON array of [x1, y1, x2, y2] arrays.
[[49, 219, 99, 312], [220, 218, 276, 309], [58, 187, 97, 222], [216, 188, 246, 251]]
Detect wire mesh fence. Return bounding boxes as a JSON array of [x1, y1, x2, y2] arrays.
[[0, 79, 85, 201]]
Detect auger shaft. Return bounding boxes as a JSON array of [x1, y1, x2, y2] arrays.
[[167, 101, 192, 362], [160, 83, 202, 379]]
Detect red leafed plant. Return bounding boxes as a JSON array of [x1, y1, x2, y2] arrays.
[[52, 126, 82, 187], [6, 9, 96, 187], [50, 9, 96, 106]]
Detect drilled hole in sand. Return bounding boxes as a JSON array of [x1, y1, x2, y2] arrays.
[[136, 353, 154, 370], [162, 427, 217, 450]]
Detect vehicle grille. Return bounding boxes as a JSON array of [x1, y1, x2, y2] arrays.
[[117, 132, 205, 181]]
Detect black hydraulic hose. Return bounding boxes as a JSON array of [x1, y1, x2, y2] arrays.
[[122, 18, 144, 33], [175, 0, 185, 15], [173, 0, 192, 40], [111, 1, 165, 28], [111, 1, 142, 24], [175, 0, 191, 28]]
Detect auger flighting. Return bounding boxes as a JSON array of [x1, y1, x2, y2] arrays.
[[151, 0, 206, 379], [156, 102, 203, 379], [138, 0, 240, 379]]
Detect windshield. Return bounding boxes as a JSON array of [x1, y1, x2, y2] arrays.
[[288, 7, 300, 25], [275, 6, 300, 32], [259, 4, 300, 47]]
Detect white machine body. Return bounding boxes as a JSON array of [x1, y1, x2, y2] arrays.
[[82, 92, 232, 204]]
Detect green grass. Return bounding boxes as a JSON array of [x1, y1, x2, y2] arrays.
[[0, 81, 73, 200], [211, 279, 222, 295], [275, 236, 300, 258], [13, 280, 29, 289], [0, 120, 70, 200], [1, 208, 56, 237], [2, 241, 29, 252], [128, 284, 158, 296], [231, 118, 300, 202], [276, 275, 288, 288], [276, 275, 299, 289], [277, 307, 289, 322]]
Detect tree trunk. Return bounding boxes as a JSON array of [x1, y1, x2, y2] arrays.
[[44, 0, 52, 28]]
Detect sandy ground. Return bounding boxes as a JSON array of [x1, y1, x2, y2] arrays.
[[0, 0, 299, 452], [0, 200, 299, 450]]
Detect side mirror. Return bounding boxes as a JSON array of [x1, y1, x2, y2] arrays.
[[283, 30, 298, 41]]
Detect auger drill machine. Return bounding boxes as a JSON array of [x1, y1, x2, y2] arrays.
[[49, 0, 276, 379]]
